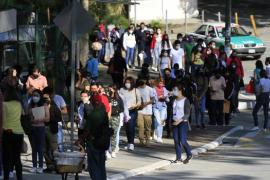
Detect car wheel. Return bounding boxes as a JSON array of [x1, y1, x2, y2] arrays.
[[254, 55, 261, 60]]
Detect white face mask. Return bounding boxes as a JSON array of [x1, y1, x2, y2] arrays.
[[32, 96, 40, 103], [173, 89, 179, 97], [125, 83, 131, 89], [81, 97, 89, 104]]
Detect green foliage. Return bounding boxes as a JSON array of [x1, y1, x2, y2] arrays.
[[150, 20, 162, 29], [104, 15, 129, 28]]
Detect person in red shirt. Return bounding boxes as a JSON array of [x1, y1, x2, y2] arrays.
[[227, 51, 244, 113], [90, 82, 111, 118]]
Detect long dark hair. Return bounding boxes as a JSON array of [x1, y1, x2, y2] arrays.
[[255, 60, 264, 70], [109, 84, 120, 99], [161, 34, 171, 49], [124, 76, 136, 90], [3, 87, 20, 102]]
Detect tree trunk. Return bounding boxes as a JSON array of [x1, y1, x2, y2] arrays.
[[79, 0, 89, 67]]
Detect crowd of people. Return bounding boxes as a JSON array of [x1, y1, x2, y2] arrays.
[[1, 21, 270, 180]]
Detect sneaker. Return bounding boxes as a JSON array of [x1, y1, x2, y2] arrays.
[[126, 65, 130, 70], [156, 138, 163, 143], [129, 144, 134, 151], [251, 126, 260, 131], [29, 167, 37, 173], [183, 155, 193, 164], [37, 168, 43, 174], [264, 128, 268, 132], [115, 146, 120, 153], [172, 159, 183, 163], [111, 152, 117, 158], [106, 151, 112, 159], [124, 144, 130, 150], [9, 171, 14, 178]]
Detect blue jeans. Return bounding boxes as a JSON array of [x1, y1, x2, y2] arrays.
[[125, 110, 138, 144], [153, 108, 167, 139], [194, 96, 206, 126], [30, 126, 45, 168], [172, 122, 192, 160], [252, 92, 269, 129], [125, 47, 135, 66], [87, 143, 106, 180]]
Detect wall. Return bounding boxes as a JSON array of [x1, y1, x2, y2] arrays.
[[129, 0, 199, 23]]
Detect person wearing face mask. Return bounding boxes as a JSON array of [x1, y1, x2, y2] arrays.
[[171, 84, 192, 164], [227, 50, 244, 113], [170, 40, 185, 70], [159, 50, 171, 78], [77, 91, 93, 150], [208, 41, 219, 58], [123, 27, 136, 69], [119, 77, 141, 151], [42, 90, 63, 173], [137, 79, 155, 147], [28, 89, 50, 174], [107, 85, 124, 158], [209, 70, 226, 125], [151, 28, 163, 71], [191, 44, 204, 75], [203, 47, 218, 77], [153, 79, 169, 143], [183, 35, 196, 73], [26, 66, 48, 94], [160, 34, 172, 52]]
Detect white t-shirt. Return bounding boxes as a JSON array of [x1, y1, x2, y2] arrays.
[[137, 86, 155, 115], [171, 48, 185, 69]]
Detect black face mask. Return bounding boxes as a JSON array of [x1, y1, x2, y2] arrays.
[[215, 74, 221, 79], [32, 74, 39, 79]]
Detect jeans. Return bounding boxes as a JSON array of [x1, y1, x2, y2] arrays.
[[87, 143, 106, 180], [98, 43, 106, 63], [194, 96, 206, 126], [172, 122, 192, 160], [57, 124, 64, 152], [2, 131, 23, 180], [252, 92, 269, 129], [125, 47, 135, 66], [30, 126, 45, 168], [153, 108, 167, 139], [210, 100, 224, 125], [137, 114, 152, 143], [125, 110, 138, 144]]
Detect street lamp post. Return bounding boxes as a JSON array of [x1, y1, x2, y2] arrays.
[[225, 0, 232, 56]]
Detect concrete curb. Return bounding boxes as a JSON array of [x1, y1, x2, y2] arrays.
[[108, 125, 244, 180]]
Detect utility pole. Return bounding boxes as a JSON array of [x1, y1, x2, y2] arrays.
[[225, 0, 232, 57], [134, 0, 137, 25], [184, 0, 187, 33]]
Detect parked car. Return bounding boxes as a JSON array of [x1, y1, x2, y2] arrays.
[[188, 22, 266, 59]]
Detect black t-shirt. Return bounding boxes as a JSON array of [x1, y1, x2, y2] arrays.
[[109, 96, 124, 116]]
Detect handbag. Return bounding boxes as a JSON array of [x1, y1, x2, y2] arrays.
[[245, 79, 254, 94]]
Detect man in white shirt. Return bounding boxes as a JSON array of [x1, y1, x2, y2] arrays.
[[137, 79, 155, 146], [170, 40, 185, 69]]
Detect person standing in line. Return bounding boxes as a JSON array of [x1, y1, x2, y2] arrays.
[[153, 79, 169, 143], [170, 40, 185, 70], [0, 89, 2, 179], [86, 51, 99, 81], [252, 70, 270, 131], [26, 66, 48, 94], [2, 88, 24, 180], [159, 50, 171, 78], [253, 60, 264, 96], [150, 28, 163, 71], [171, 84, 192, 164], [135, 23, 147, 68], [119, 77, 141, 151], [137, 79, 155, 146], [107, 85, 124, 158], [123, 27, 136, 69], [160, 34, 172, 53], [28, 89, 50, 174], [193, 68, 208, 129], [209, 70, 226, 126], [265, 57, 270, 78], [183, 36, 196, 73]]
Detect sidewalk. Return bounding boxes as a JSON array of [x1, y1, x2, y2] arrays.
[[19, 125, 237, 180]]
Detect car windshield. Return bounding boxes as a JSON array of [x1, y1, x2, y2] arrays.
[[216, 26, 249, 37]]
